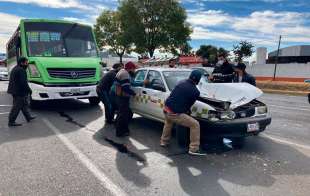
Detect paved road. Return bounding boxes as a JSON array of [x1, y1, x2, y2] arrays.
[[0, 81, 309, 196]]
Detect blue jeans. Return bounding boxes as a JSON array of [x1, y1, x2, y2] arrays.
[[97, 89, 115, 123]]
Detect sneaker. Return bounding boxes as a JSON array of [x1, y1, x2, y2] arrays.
[[8, 122, 22, 127], [188, 149, 207, 156], [27, 116, 36, 122], [160, 142, 169, 147]]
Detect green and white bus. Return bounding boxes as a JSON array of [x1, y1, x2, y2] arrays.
[[6, 19, 102, 105]]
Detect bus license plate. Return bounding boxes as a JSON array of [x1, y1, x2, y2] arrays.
[[70, 88, 81, 93], [247, 122, 259, 132]]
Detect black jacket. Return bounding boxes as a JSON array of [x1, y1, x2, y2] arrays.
[[165, 79, 200, 114], [212, 62, 234, 83], [7, 65, 32, 96], [97, 69, 117, 92], [233, 72, 256, 86]]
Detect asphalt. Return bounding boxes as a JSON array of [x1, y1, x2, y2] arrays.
[[0, 80, 309, 196]]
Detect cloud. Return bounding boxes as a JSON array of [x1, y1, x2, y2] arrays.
[[0, 0, 90, 10], [188, 9, 310, 47], [0, 12, 21, 52]]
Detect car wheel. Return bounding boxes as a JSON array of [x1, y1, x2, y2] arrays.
[[89, 97, 100, 106], [231, 137, 245, 149], [176, 125, 190, 147]]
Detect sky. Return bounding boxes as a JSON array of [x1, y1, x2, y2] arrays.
[[0, 0, 310, 60]]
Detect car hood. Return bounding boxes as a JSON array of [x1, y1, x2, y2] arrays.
[[198, 82, 263, 109]]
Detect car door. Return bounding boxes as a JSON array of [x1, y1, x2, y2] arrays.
[[130, 69, 147, 114], [142, 70, 167, 121]]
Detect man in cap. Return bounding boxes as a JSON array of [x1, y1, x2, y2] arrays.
[[160, 70, 206, 156], [233, 62, 256, 86], [7, 57, 36, 127], [97, 63, 123, 124], [114, 62, 137, 137]]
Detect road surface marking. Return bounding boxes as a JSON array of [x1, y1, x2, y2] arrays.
[[268, 104, 310, 112], [43, 118, 127, 196], [0, 105, 12, 107], [261, 133, 310, 150], [0, 112, 9, 115]]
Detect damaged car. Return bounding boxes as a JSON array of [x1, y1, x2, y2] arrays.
[[130, 68, 272, 148]]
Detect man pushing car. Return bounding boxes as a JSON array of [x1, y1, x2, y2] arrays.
[[160, 70, 207, 156]]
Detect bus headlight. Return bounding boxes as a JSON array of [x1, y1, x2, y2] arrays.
[[28, 63, 41, 78]]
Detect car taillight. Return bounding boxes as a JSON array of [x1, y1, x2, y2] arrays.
[[28, 64, 40, 77]]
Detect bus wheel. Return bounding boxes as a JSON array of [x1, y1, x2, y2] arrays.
[[89, 97, 100, 106]]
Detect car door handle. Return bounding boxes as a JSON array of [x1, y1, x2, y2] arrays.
[[142, 90, 147, 94]]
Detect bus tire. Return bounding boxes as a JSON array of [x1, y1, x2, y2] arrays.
[[89, 97, 100, 106], [176, 125, 190, 147]]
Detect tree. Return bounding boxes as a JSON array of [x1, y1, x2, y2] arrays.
[[118, 0, 192, 57], [233, 41, 254, 63], [94, 10, 132, 63], [196, 45, 229, 64]]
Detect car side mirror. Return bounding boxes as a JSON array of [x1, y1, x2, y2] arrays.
[[100, 62, 107, 67]]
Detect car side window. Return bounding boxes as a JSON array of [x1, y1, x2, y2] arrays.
[[146, 71, 165, 91], [133, 70, 147, 86]]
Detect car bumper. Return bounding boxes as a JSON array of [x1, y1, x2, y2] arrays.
[[198, 114, 272, 139], [29, 82, 98, 101], [0, 74, 8, 80]]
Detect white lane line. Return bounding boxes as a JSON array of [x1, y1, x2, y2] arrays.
[[0, 112, 9, 115], [43, 118, 127, 196], [268, 104, 310, 112], [261, 133, 310, 150], [0, 105, 12, 107]]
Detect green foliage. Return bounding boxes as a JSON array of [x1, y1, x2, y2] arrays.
[[118, 0, 192, 57], [94, 10, 132, 62], [196, 45, 229, 64], [233, 41, 254, 63]]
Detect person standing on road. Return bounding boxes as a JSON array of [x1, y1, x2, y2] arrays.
[[160, 70, 206, 156], [232, 62, 256, 86], [7, 57, 36, 127], [97, 63, 123, 124], [113, 62, 137, 137], [209, 54, 234, 83]]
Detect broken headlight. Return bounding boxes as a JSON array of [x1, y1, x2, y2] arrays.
[[256, 106, 268, 115], [208, 110, 236, 121]]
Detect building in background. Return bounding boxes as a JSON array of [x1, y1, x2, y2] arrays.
[[248, 45, 310, 82], [267, 45, 310, 64]]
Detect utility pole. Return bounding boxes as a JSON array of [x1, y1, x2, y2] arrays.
[[273, 35, 282, 80]]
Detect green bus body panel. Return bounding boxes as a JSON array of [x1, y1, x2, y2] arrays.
[[27, 57, 101, 84], [7, 19, 102, 84]]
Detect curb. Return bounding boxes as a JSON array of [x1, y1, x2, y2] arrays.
[[261, 89, 309, 96]]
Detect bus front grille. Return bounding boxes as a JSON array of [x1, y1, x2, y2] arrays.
[[47, 68, 96, 79]]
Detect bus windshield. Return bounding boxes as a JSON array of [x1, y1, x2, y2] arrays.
[[24, 22, 98, 57]]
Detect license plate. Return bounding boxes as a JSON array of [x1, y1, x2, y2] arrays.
[[70, 88, 81, 93], [247, 122, 259, 132]]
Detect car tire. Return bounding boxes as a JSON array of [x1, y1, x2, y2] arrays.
[[176, 125, 190, 147], [89, 97, 100, 106], [231, 137, 245, 149]]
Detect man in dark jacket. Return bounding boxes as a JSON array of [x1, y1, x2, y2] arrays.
[[233, 63, 256, 86], [160, 70, 206, 156], [97, 63, 123, 124], [113, 62, 137, 137], [7, 57, 35, 127], [210, 54, 234, 83]]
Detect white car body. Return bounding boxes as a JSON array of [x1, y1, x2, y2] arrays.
[[0, 67, 8, 80], [129, 67, 271, 145]]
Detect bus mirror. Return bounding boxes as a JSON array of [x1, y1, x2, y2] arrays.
[[100, 62, 107, 67]]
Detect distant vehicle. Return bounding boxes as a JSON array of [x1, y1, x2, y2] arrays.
[[6, 19, 102, 106], [0, 67, 8, 80], [130, 68, 272, 148]]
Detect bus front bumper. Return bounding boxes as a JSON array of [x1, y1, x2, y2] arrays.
[[29, 82, 98, 100]]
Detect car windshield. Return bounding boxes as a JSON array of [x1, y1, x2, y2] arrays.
[[24, 22, 98, 57], [163, 70, 209, 91]]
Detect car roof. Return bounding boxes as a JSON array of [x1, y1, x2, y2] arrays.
[[138, 67, 192, 72]]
